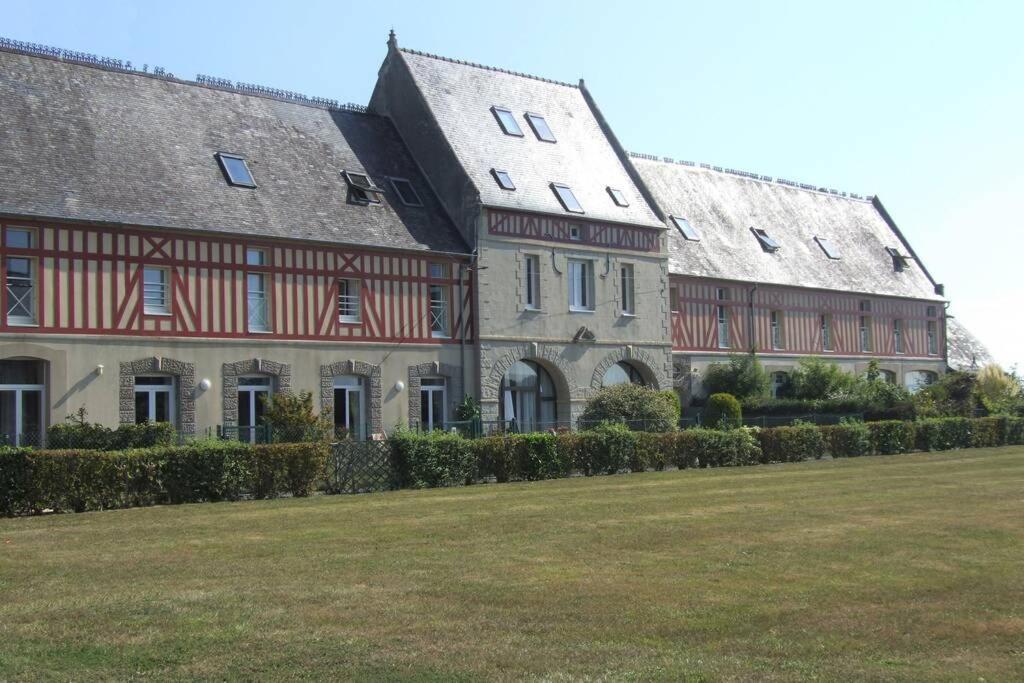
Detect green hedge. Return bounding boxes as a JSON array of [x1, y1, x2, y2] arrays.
[[819, 422, 873, 458], [0, 441, 329, 516], [46, 421, 177, 451], [867, 420, 916, 455], [390, 430, 475, 488]]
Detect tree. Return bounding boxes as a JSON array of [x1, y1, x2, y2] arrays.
[[974, 364, 1021, 415], [579, 384, 680, 432], [787, 357, 856, 400], [261, 391, 333, 442], [702, 354, 769, 400]]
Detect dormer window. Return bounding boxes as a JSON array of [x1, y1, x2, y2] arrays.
[[491, 106, 523, 137], [342, 171, 384, 204], [215, 152, 256, 188], [551, 183, 584, 214], [886, 247, 910, 272], [671, 216, 700, 242], [751, 227, 780, 252], [525, 113, 556, 142], [607, 187, 629, 207], [491, 169, 516, 191], [388, 177, 422, 207], [815, 236, 841, 259]]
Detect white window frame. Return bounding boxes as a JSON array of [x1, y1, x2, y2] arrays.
[[717, 305, 730, 349], [770, 310, 783, 350], [860, 315, 873, 353], [620, 263, 635, 315], [568, 259, 594, 312], [821, 314, 833, 352], [247, 272, 269, 332], [927, 320, 938, 356], [894, 319, 904, 354], [237, 376, 272, 444], [5, 255, 36, 326], [420, 377, 447, 432], [143, 267, 170, 315], [338, 278, 361, 323], [333, 375, 366, 440], [429, 263, 450, 338], [133, 376, 176, 425], [0, 382, 45, 447], [524, 254, 540, 310]]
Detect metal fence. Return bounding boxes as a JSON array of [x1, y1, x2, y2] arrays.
[[326, 439, 395, 494]]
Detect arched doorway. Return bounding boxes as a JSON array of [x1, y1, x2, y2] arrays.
[[601, 361, 647, 387], [0, 358, 45, 447], [499, 360, 557, 432]]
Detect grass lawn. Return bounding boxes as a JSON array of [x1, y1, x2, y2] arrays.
[[2, 448, 1024, 681]]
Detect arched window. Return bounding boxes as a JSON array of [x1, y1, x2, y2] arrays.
[[500, 360, 557, 432], [905, 370, 938, 393], [601, 361, 645, 387], [880, 369, 897, 384]]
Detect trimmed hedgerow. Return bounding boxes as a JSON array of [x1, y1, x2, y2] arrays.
[[1006, 417, 1024, 446], [46, 420, 177, 451], [0, 441, 330, 515], [674, 428, 761, 468], [914, 417, 973, 452], [969, 417, 1007, 449], [867, 420, 916, 455], [705, 393, 742, 430], [473, 433, 569, 482], [756, 423, 827, 464], [820, 421, 873, 458], [390, 430, 475, 489]]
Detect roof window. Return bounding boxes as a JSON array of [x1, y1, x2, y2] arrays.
[[607, 187, 629, 207], [491, 106, 523, 137], [551, 183, 584, 214], [389, 177, 422, 207], [491, 169, 516, 191], [751, 227, 781, 253], [215, 153, 256, 188], [886, 247, 910, 272], [670, 216, 700, 242], [342, 171, 384, 204], [815, 236, 841, 259], [525, 113, 556, 142]]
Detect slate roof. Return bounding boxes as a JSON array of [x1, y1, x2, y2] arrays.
[[395, 48, 664, 229], [946, 318, 995, 372], [0, 48, 467, 254], [632, 157, 943, 301]]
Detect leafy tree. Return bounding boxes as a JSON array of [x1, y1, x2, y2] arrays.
[[261, 391, 333, 442], [702, 354, 769, 400], [579, 384, 680, 432], [913, 371, 977, 418], [454, 395, 481, 422], [787, 357, 856, 400], [974, 365, 1021, 415], [704, 393, 742, 429]]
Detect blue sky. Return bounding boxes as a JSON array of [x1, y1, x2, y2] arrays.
[[5, 0, 1022, 368]]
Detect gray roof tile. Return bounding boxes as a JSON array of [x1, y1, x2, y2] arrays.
[[0, 49, 467, 254]]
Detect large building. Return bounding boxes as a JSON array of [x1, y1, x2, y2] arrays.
[[0, 34, 963, 445]]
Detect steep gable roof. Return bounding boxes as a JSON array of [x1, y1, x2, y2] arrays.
[[633, 157, 943, 301], [0, 48, 467, 254], [946, 318, 995, 372], [393, 48, 663, 229]]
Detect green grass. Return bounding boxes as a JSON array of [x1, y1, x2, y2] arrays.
[[2, 448, 1024, 681]]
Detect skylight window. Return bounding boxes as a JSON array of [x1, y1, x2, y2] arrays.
[[671, 216, 700, 242], [215, 152, 256, 188], [751, 227, 781, 252], [607, 187, 629, 207], [885, 246, 910, 272], [815, 236, 841, 259], [491, 106, 523, 137], [342, 170, 384, 204], [551, 183, 584, 214], [389, 177, 422, 207], [525, 113, 556, 142], [491, 169, 516, 191]]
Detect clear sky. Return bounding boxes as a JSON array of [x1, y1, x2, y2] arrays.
[[5, 0, 1022, 368]]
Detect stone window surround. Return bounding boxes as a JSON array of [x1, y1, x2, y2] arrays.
[[590, 346, 668, 391], [407, 361, 462, 428], [320, 360, 382, 435], [119, 356, 196, 434], [222, 359, 291, 429]]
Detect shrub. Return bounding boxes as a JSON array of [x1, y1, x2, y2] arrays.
[[969, 416, 1007, 448], [676, 428, 761, 468], [1006, 417, 1024, 445], [914, 371, 978, 418], [757, 423, 827, 463], [46, 419, 176, 451], [914, 417, 973, 452], [389, 430, 475, 488], [578, 384, 680, 432], [975, 365, 1022, 415], [705, 393, 742, 429], [867, 420, 916, 455], [473, 433, 568, 482], [787, 357, 857, 400], [634, 432, 673, 472], [702, 354, 769, 400], [571, 422, 636, 475], [261, 391, 333, 443], [820, 421, 873, 457]]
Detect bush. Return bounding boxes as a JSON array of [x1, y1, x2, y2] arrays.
[[473, 433, 568, 482], [676, 428, 762, 468], [757, 423, 827, 463], [390, 430, 475, 488], [914, 417, 973, 452], [578, 384, 680, 432], [46, 420, 176, 451], [634, 432, 673, 472], [914, 371, 978, 418], [702, 354, 769, 400], [570, 422, 637, 475], [1006, 417, 1024, 445], [705, 393, 742, 429], [0, 440, 330, 515], [820, 421, 873, 457], [969, 416, 1007, 448], [261, 391, 333, 443], [975, 365, 1022, 415], [787, 357, 857, 400], [867, 421, 916, 455]]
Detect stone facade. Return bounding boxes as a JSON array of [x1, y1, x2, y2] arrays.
[[320, 360, 383, 435], [119, 356, 197, 434], [221, 359, 291, 429]]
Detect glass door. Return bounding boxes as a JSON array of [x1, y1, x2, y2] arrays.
[[420, 378, 446, 431], [237, 376, 271, 443], [0, 359, 46, 447], [333, 375, 364, 440]]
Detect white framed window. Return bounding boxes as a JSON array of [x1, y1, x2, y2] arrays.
[[927, 320, 938, 355], [429, 263, 450, 338], [338, 278, 361, 323], [333, 375, 366, 440], [860, 315, 873, 352], [524, 254, 540, 310], [770, 310, 783, 349], [5, 256, 35, 326], [893, 319, 904, 354], [134, 376, 175, 425], [821, 314, 833, 351], [568, 259, 594, 311], [420, 377, 447, 431], [143, 267, 170, 315], [247, 272, 268, 332], [717, 305, 729, 348], [237, 376, 272, 444], [620, 263, 635, 315], [0, 359, 45, 447]]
